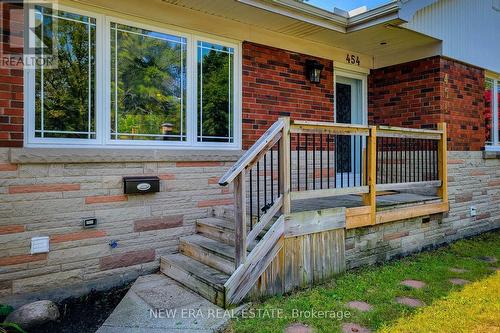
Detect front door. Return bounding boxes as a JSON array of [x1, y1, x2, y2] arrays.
[[335, 75, 364, 186]]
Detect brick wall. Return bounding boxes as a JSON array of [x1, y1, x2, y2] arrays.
[[368, 56, 485, 151], [242, 42, 334, 148], [0, 2, 24, 147], [0, 149, 237, 305]]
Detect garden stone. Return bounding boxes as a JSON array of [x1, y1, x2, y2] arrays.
[[449, 268, 468, 273], [395, 296, 424, 307], [449, 278, 470, 285], [341, 322, 372, 333], [285, 323, 313, 333], [478, 256, 497, 264], [5, 300, 60, 329], [400, 279, 426, 289], [346, 301, 372, 312]]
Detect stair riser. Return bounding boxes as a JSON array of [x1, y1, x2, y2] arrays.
[[179, 241, 235, 275], [212, 206, 235, 219], [196, 223, 235, 246], [160, 259, 225, 308]]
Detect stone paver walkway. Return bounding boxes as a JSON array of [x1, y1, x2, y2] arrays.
[[395, 296, 425, 307], [342, 323, 372, 333], [97, 273, 242, 333], [449, 278, 470, 285], [346, 301, 373, 312], [400, 279, 426, 289]]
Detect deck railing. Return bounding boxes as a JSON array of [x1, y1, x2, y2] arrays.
[[219, 118, 448, 271]]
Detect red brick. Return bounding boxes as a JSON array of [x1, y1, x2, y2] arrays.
[[0, 163, 17, 171], [0, 253, 47, 266], [134, 215, 183, 232], [0, 224, 24, 235], [99, 249, 156, 270], [455, 193, 473, 203], [158, 173, 175, 180], [208, 176, 220, 184], [488, 179, 500, 187], [85, 194, 128, 204], [197, 198, 234, 207], [176, 161, 223, 167], [51, 230, 107, 243], [9, 183, 80, 194]]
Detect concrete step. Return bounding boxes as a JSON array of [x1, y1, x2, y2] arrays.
[[160, 254, 229, 308], [179, 234, 236, 275]]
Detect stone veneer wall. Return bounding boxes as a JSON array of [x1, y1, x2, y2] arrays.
[[346, 151, 499, 268], [0, 148, 238, 306]]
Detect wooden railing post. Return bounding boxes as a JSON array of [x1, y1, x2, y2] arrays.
[[279, 117, 291, 214], [437, 122, 448, 202], [234, 169, 247, 268], [362, 126, 377, 225]]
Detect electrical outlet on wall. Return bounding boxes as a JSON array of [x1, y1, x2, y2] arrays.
[[469, 206, 477, 217]]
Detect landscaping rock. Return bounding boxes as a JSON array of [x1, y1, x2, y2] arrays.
[[395, 296, 424, 307], [285, 323, 313, 333], [487, 267, 499, 271], [341, 322, 372, 333], [400, 279, 426, 289], [346, 301, 372, 312], [449, 278, 470, 285], [5, 300, 60, 329], [449, 268, 468, 273]]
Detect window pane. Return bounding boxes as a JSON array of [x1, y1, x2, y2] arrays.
[[35, 7, 96, 139], [110, 23, 187, 141], [485, 78, 493, 144], [197, 41, 234, 143]]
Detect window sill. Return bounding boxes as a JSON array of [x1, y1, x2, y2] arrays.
[[9, 147, 243, 164], [483, 147, 500, 159]]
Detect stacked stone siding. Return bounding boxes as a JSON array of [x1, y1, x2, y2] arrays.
[[242, 42, 334, 148], [346, 151, 499, 268], [0, 149, 237, 305]]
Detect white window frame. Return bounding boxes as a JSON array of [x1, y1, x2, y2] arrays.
[[485, 76, 499, 151], [24, 5, 242, 150]]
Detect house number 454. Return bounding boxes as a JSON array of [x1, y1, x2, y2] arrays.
[[346, 54, 360, 66]]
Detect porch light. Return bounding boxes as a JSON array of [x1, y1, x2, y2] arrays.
[[306, 60, 324, 83]]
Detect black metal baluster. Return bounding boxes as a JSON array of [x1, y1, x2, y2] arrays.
[[313, 134, 316, 190], [249, 169, 253, 229], [353, 135, 357, 186], [341, 135, 344, 188], [264, 153, 267, 206], [327, 134, 330, 189], [257, 161, 260, 220], [297, 134, 300, 191], [305, 134, 309, 191], [270, 148, 274, 203], [277, 143, 281, 197], [400, 139, 403, 183], [412, 139, 416, 182], [320, 133, 323, 189], [334, 135, 337, 188], [384, 138, 388, 184]]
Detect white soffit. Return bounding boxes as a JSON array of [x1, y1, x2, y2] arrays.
[[160, 0, 439, 59]]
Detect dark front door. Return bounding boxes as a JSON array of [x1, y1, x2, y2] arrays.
[[336, 82, 351, 173]]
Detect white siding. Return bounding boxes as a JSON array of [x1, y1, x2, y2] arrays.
[[403, 0, 500, 73]]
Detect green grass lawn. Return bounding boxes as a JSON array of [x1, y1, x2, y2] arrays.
[[229, 230, 500, 333]]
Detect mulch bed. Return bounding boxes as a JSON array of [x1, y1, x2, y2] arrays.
[[31, 284, 130, 333]]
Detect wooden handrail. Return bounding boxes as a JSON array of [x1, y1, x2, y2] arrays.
[[218, 119, 284, 186]]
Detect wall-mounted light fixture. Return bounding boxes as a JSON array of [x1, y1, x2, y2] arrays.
[[305, 60, 324, 83]]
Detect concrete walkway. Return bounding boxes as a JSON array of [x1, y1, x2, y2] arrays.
[[97, 273, 236, 333]]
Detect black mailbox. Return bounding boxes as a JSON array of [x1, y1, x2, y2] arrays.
[[123, 176, 160, 194]]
